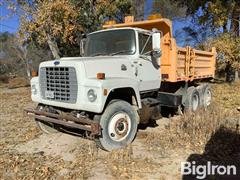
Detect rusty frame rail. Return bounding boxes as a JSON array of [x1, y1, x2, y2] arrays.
[[24, 108, 101, 137]]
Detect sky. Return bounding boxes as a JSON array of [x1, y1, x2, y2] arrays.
[[0, 0, 187, 44], [0, 2, 19, 33]]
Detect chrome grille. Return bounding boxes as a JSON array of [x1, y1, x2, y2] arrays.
[[39, 67, 77, 103]]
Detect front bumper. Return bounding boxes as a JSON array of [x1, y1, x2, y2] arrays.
[[24, 107, 101, 138]]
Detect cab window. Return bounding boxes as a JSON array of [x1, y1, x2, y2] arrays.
[[139, 33, 152, 54]]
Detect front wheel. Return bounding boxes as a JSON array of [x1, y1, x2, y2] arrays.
[[94, 100, 138, 151]]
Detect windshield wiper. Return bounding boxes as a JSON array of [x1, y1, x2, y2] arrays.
[[91, 53, 108, 57], [110, 50, 133, 56]]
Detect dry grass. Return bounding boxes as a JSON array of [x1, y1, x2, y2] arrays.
[[145, 82, 240, 155], [0, 75, 9, 84], [212, 82, 240, 110], [0, 77, 29, 89], [146, 106, 237, 153], [106, 146, 159, 179]]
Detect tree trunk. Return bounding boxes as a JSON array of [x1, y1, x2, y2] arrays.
[[223, 23, 228, 33], [231, 6, 240, 37], [133, 0, 145, 21], [225, 63, 235, 82], [12, 44, 31, 80], [46, 34, 60, 59], [235, 70, 239, 82]]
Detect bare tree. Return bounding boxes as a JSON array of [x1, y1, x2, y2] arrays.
[[133, 0, 145, 20]]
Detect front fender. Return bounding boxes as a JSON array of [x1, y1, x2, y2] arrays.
[[100, 78, 142, 110]]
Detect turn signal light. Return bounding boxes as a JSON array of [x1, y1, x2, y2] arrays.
[[97, 73, 105, 80], [125, 16, 134, 23], [104, 20, 116, 25], [31, 70, 38, 77], [148, 14, 162, 20]]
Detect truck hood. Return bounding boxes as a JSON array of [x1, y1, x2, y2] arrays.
[[60, 56, 134, 79], [40, 56, 134, 79]]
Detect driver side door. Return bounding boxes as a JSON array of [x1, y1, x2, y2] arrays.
[[134, 33, 161, 92]]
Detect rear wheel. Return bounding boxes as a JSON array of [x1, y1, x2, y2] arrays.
[[94, 100, 138, 151], [35, 105, 59, 134], [202, 84, 212, 109], [184, 87, 200, 112]]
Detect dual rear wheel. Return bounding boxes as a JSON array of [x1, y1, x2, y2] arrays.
[[184, 84, 212, 112]]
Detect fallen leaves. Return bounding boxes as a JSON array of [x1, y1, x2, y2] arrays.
[[0, 87, 97, 179]]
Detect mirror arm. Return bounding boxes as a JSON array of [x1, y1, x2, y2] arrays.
[[80, 38, 87, 56], [139, 55, 151, 61]]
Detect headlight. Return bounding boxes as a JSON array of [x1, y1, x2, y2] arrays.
[[87, 89, 97, 102], [31, 84, 37, 95]]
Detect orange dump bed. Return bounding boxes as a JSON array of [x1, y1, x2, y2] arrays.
[[103, 18, 216, 82]]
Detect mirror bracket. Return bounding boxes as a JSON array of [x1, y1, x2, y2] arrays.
[[80, 38, 86, 56], [151, 50, 162, 59]]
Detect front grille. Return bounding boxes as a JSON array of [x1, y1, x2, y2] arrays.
[[39, 67, 78, 103]]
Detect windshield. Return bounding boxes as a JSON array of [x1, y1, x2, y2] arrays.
[[84, 29, 136, 57]]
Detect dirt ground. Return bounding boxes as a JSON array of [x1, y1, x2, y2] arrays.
[[0, 81, 240, 179]]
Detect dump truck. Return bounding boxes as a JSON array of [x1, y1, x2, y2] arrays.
[[25, 16, 216, 151]]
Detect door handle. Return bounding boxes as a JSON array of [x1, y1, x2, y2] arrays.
[[133, 61, 142, 66]]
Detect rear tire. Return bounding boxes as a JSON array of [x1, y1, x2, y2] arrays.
[[94, 100, 138, 151], [35, 105, 59, 134], [184, 87, 200, 112], [202, 84, 212, 109]]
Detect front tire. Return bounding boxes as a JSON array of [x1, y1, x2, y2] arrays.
[[94, 100, 138, 151]]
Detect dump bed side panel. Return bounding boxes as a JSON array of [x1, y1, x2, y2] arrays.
[[175, 47, 216, 82], [193, 49, 216, 80], [161, 43, 216, 82], [175, 47, 188, 81]]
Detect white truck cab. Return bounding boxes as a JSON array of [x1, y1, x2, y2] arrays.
[[31, 27, 162, 113]]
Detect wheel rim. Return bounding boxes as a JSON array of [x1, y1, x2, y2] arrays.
[[204, 89, 212, 106], [108, 112, 131, 142], [192, 93, 199, 111]]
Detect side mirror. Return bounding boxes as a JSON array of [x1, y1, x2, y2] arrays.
[[151, 32, 161, 68], [80, 38, 86, 56], [152, 32, 161, 59], [152, 32, 161, 52]]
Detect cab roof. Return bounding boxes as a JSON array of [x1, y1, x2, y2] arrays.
[[88, 27, 151, 36], [102, 18, 172, 38]]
